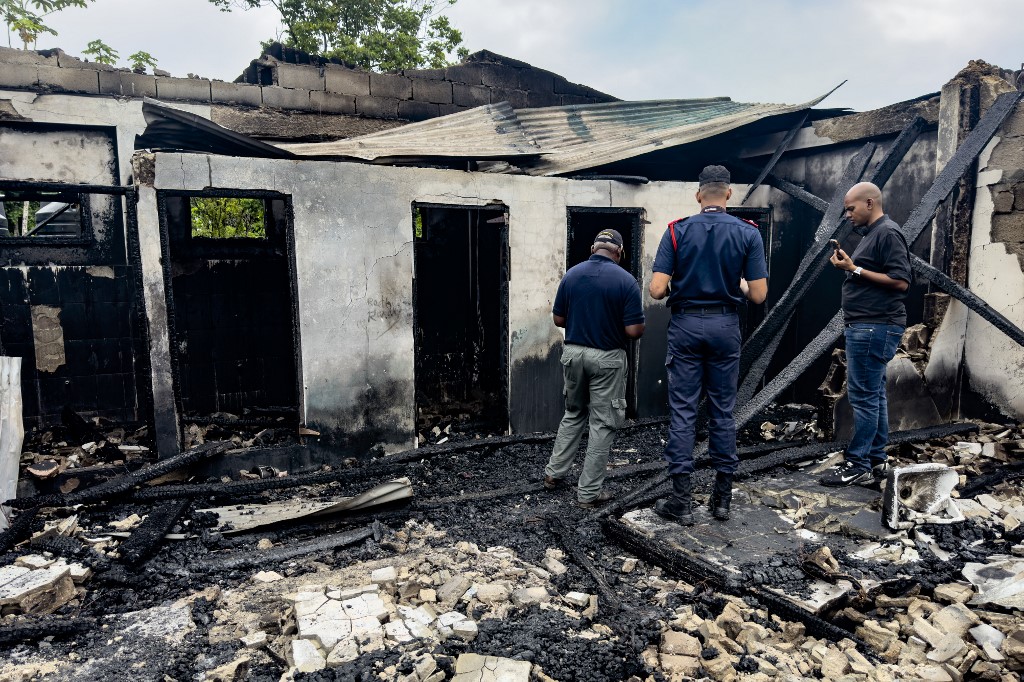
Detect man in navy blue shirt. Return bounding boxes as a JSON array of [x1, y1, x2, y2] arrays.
[[650, 165, 768, 525], [544, 229, 645, 508]]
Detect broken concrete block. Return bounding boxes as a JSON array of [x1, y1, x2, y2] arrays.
[[385, 620, 413, 643], [701, 654, 738, 681], [15, 555, 54, 570], [931, 603, 979, 638], [0, 563, 76, 615], [856, 620, 898, 652], [846, 648, 874, 674], [969, 623, 1005, 651], [660, 653, 701, 678], [452, 653, 530, 682], [661, 630, 701, 656], [419, 588, 437, 602], [351, 616, 385, 652], [371, 566, 397, 584], [542, 556, 568, 575], [1003, 627, 1024, 664], [563, 592, 591, 608], [452, 619, 478, 641], [926, 634, 966, 663], [252, 570, 283, 583], [326, 638, 359, 667], [820, 647, 850, 678], [934, 583, 974, 604], [240, 631, 267, 648], [437, 575, 471, 603], [511, 586, 550, 606], [914, 617, 949, 649], [621, 557, 637, 573], [340, 596, 370, 619], [474, 582, 510, 605], [205, 653, 250, 682]]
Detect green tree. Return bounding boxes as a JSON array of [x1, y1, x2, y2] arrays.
[[209, 0, 468, 71], [1, 0, 91, 49], [82, 37, 116, 65], [127, 50, 158, 73], [190, 197, 266, 239]]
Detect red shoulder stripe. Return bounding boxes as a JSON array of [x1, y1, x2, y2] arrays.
[[742, 218, 759, 227]]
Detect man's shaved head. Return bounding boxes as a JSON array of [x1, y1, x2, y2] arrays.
[[846, 182, 882, 206], [843, 182, 885, 227]]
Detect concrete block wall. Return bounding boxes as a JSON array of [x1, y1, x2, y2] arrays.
[[239, 47, 618, 122]]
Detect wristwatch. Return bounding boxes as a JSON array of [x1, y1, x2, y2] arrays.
[[852, 266, 863, 278]]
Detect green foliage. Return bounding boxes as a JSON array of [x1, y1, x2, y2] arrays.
[[209, 0, 467, 71], [82, 37, 116, 65], [190, 197, 267, 239], [127, 50, 158, 73], [1, 0, 91, 49], [3, 200, 40, 235]]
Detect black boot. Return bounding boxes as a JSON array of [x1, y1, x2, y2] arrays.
[[654, 474, 695, 526], [709, 471, 733, 521]]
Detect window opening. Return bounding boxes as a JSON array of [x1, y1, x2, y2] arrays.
[[189, 197, 267, 239], [0, 190, 85, 239]]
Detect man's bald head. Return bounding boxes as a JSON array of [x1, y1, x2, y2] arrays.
[[843, 182, 885, 227]]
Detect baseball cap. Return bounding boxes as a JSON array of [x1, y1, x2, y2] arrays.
[[593, 229, 623, 247], [698, 164, 731, 186]]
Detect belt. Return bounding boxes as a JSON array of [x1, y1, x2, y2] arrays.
[[671, 305, 737, 315]]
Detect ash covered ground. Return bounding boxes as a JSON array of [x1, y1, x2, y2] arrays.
[[2, 409, 1024, 682]]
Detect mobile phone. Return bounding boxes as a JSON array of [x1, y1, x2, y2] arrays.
[[829, 239, 842, 252]]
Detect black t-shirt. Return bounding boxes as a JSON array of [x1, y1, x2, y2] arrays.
[[841, 215, 912, 326], [553, 254, 644, 351]]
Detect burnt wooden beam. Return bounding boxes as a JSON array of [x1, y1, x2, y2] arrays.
[[910, 254, 1024, 347], [731, 160, 829, 214], [740, 112, 809, 206]]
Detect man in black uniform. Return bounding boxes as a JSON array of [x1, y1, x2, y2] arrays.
[[820, 182, 910, 486], [649, 165, 768, 525], [543, 229, 645, 508]]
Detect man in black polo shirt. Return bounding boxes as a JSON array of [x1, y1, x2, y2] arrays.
[[649, 165, 768, 525], [820, 181, 911, 486], [543, 229, 645, 508]]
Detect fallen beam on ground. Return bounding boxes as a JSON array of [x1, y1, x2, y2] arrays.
[[0, 505, 41, 553], [0, 615, 95, 645], [548, 515, 622, 614], [118, 499, 191, 566], [5, 441, 232, 509], [203, 524, 376, 571], [910, 253, 1024, 346]]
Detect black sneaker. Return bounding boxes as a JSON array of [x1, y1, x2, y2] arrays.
[[819, 461, 873, 487]]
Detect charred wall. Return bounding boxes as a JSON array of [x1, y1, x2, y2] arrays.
[[0, 123, 145, 428]]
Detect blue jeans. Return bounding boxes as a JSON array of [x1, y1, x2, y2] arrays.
[[664, 312, 741, 476], [844, 322, 904, 470]]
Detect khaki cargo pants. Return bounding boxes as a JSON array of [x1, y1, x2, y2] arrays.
[[544, 344, 628, 502]]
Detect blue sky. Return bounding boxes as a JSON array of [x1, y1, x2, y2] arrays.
[[22, 0, 1024, 112]]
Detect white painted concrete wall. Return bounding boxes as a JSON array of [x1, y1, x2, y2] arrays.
[[149, 153, 705, 451]]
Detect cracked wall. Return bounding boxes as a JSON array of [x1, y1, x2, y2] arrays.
[[147, 153, 693, 451], [962, 101, 1024, 417]]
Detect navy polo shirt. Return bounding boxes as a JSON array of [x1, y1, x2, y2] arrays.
[[652, 207, 768, 309], [553, 254, 644, 351]]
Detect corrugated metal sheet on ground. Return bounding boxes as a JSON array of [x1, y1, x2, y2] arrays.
[[279, 92, 833, 176]]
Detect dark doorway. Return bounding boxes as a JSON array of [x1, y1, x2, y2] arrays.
[[566, 207, 643, 417], [158, 191, 301, 429], [412, 203, 509, 434], [727, 206, 772, 341]]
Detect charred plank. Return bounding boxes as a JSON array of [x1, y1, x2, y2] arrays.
[[118, 499, 191, 566]]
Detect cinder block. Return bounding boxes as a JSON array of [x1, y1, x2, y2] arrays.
[[0, 63, 37, 89], [356, 95, 399, 119], [488, 88, 528, 109], [36, 65, 99, 93], [553, 77, 592, 97], [274, 63, 324, 91], [325, 65, 370, 96], [55, 50, 116, 71], [310, 90, 355, 114], [439, 103, 468, 117], [526, 90, 560, 108], [211, 81, 262, 107], [560, 94, 598, 106], [517, 68, 554, 94], [404, 67, 447, 80], [370, 73, 412, 100], [412, 78, 452, 104], [398, 100, 439, 121], [479, 64, 519, 90], [99, 71, 157, 98], [444, 64, 484, 85], [261, 86, 312, 110], [155, 76, 212, 102], [452, 83, 489, 108], [0, 46, 56, 66]]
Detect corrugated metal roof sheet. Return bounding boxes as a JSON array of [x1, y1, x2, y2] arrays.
[[278, 92, 833, 176]]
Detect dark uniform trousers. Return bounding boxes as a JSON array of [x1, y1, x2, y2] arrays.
[[665, 309, 741, 476]]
